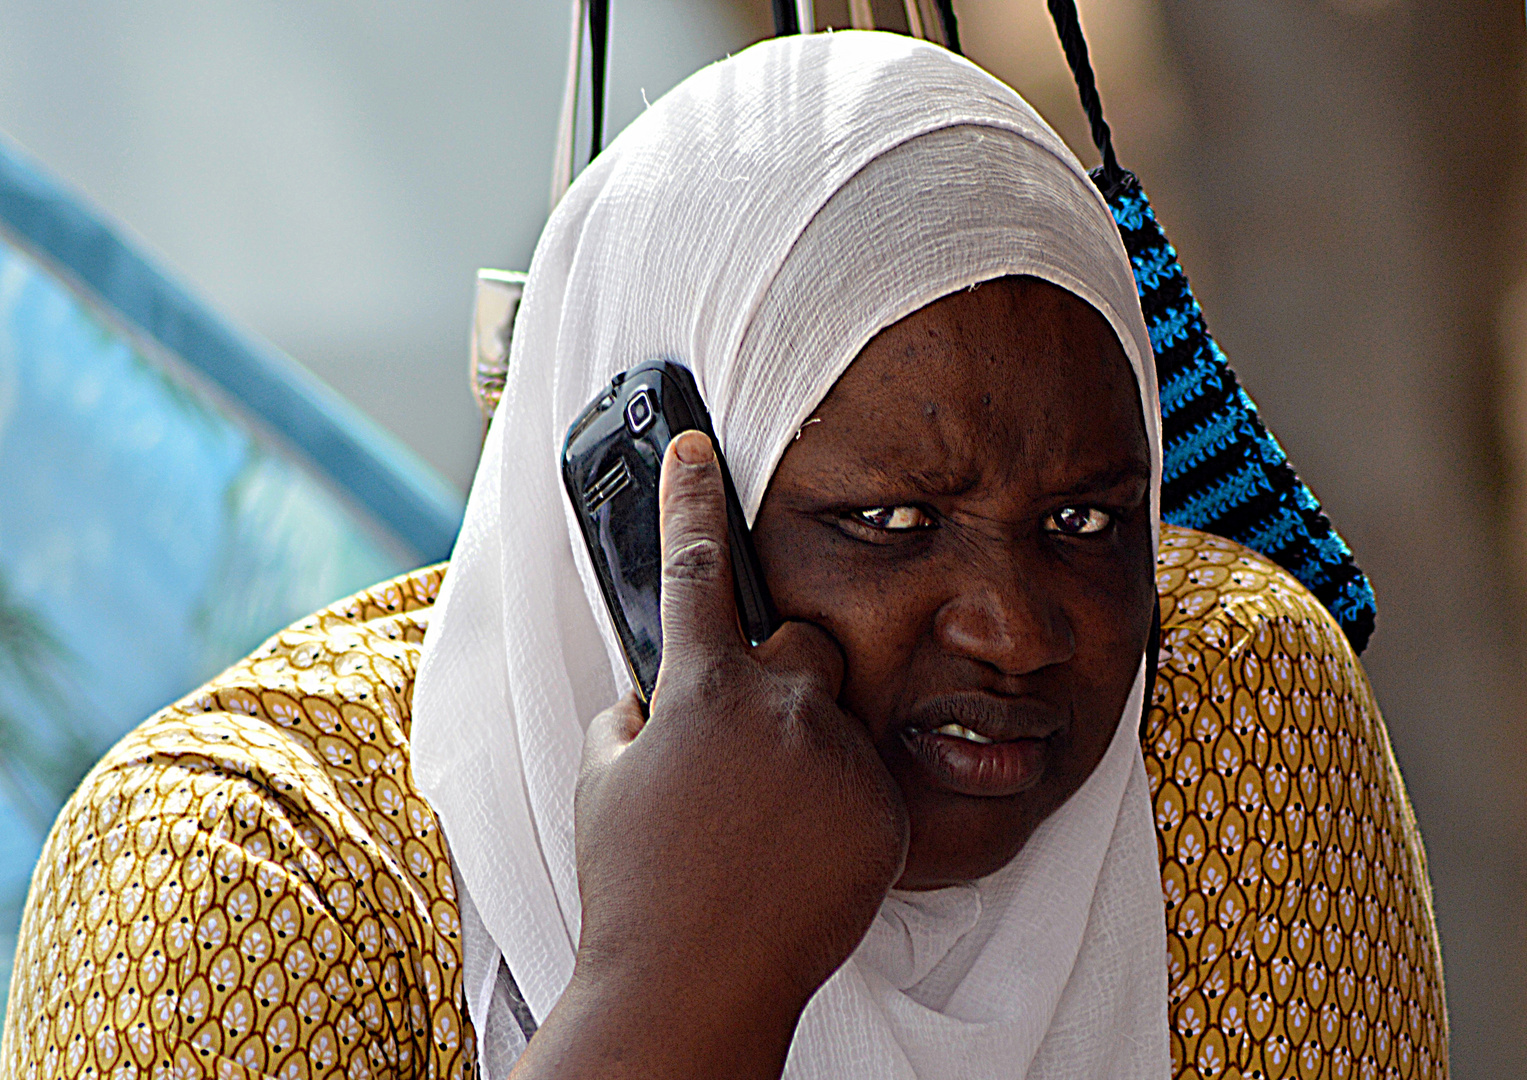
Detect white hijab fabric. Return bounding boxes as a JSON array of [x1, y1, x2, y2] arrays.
[[413, 31, 1167, 1079]]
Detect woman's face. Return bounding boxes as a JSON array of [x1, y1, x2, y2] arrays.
[[752, 276, 1154, 889]]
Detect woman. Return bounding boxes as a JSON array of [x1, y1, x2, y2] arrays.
[[2, 31, 1445, 1080]]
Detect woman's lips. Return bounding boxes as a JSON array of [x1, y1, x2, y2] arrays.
[[901, 727, 1050, 797]]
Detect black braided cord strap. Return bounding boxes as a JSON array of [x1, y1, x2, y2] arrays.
[[589, 0, 611, 159], [772, 0, 800, 35], [932, 0, 962, 53]]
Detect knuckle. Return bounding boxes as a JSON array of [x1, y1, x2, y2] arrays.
[[777, 621, 845, 681], [771, 668, 834, 732], [803, 627, 844, 669], [777, 681, 815, 728], [663, 536, 727, 583]]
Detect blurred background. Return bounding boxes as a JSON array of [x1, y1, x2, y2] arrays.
[[0, 0, 1522, 1071]]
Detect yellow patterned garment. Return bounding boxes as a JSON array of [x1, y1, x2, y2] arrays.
[[1, 526, 1446, 1079], [0, 568, 471, 1080], [1147, 528, 1447, 1079]]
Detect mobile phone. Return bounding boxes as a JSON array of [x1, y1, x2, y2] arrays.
[[561, 359, 779, 702]]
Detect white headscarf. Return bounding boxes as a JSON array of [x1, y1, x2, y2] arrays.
[[413, 31, 1168, 1079]]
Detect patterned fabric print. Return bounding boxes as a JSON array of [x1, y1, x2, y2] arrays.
[[0, 566, 473, 1080], [4, 529, 1445, 1079], [1098, 168, 1377, 654], [1148, 526, 1446, 1079]]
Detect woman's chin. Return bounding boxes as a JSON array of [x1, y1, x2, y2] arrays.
[[890, 790, 1044, 890]]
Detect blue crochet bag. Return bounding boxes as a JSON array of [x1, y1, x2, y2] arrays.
[[1033, 0, 1376, 653]]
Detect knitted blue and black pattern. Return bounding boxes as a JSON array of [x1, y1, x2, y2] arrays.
[[1099, 171, 1377, 653]]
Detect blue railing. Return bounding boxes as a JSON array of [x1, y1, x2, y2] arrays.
[[0, 135, 464, 564], [0, 132, 466, 1013]]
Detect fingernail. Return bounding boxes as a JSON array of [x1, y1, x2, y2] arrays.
[[674, 430, 714, 464]]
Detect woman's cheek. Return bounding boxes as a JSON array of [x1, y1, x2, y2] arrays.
[[755, 531, 840, 624], [757, 536, 923, 727], [1068, 561, 1156, 726], [824, 581, 936, 739], [1067, 533, 1156, 647]]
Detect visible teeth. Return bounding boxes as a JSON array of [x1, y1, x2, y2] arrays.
[[932, 723, 994, 745]]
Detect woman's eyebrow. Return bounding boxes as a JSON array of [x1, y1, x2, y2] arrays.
[[832, 462, 982, 497], [1047, 462, 1152, 498], [904, 466, 982, 496]]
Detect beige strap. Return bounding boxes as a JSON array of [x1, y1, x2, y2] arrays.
[[550, 0, 587, 209]]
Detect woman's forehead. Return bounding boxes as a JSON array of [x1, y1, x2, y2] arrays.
[[820, 279, 1138, 426], [781, 278, 1148, 494]]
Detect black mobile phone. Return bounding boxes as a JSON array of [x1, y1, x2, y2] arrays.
[[561, 359, 779, 703]]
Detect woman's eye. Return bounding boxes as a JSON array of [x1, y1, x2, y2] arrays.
[[853, 505, 933, 531], [1047, 506, 1112, 535]]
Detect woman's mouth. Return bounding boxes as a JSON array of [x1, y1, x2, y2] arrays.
[[901, 724, 1051, 797]]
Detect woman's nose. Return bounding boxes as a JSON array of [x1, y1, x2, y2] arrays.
[[933, 572, 1075, 676]]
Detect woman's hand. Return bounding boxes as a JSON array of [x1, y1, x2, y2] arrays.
[[510, 431, 907, 1080]]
